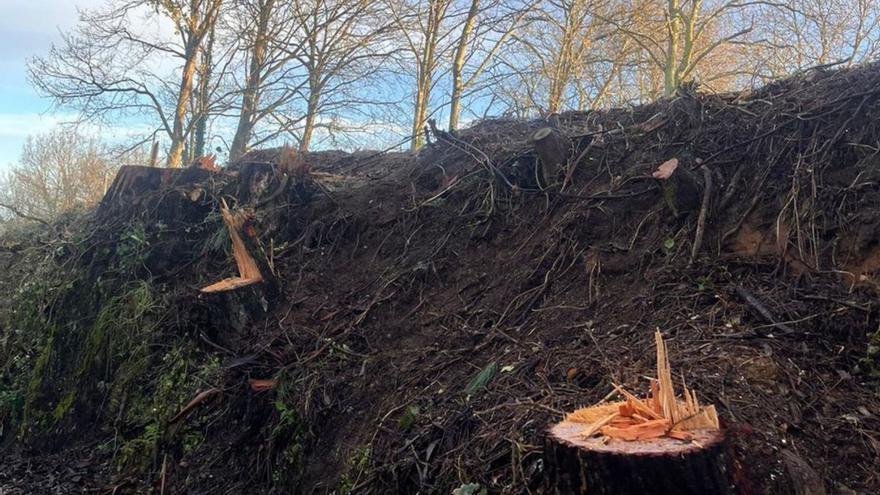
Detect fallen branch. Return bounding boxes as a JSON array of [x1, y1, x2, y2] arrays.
[[0, 202, 49, 225], [733, 284, 794, 336], [168, 388, 221, 425]]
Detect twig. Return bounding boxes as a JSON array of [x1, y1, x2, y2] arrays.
[[689, 165, 712, 265], [168, 388, 221, 425], [0, 202, 49, 225], [733, 284, 794, 336]]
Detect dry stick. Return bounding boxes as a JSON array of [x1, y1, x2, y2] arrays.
[[0, 202, 49, 225], [160, 454, 168, 495], [689, 165, 713, 265], [733, 284, 794, 336], [168, 388, 221, 425]]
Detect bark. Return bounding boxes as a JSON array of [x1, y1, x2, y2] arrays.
[[544, 421, 734, 494], [167, 40, 200, 168], [149, 141, 160, 167], [229, 0, 276, 162], [411, 0, 447, 150], [166, 0, 222, 167], [449, 0, 480, 131], [532, 127, 570, 188], [300, 89, 320, 152], [194, 22, 216, 159], [664, 0, 682, 96]]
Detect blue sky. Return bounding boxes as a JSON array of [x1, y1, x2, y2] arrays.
[[0, 1, 101, 168]]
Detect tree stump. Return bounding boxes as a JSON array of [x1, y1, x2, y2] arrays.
[[532, 127, 570, 188], [545, 332, 735, 494], [199, 200, 278, 335], [652, 158, 703, 218], [544, 420, 733, 495]]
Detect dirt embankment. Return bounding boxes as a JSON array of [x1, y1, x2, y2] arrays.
[[3, 63, 880, 494]]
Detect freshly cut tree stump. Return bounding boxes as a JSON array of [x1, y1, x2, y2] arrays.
[[545, 420, 732, 494], [545, 332, 735, 494], [200, 199, 277, 334]]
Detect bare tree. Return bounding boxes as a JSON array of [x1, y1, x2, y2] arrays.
[[283, 0, 399, 151], [384, 0, 458, 149], [0, 129, 114, 223], [608, 0, 755, 96], [228, 0, 287, 160], [29, 0, 224, 168], [150, 0, 223, 165], [746, 0, 880, 83], [448, 0, 537, 130]]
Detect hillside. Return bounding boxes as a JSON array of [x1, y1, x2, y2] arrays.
[[2, 62, 880, 494]]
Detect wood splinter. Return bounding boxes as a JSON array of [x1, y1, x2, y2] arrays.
[[201, 199, 263, 293], [544, 331, 733, 494]]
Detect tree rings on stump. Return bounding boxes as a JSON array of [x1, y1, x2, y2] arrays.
[[544, 332, 735, 494], [545, 419, 732, 495]]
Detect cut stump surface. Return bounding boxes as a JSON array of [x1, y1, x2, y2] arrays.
[[545, 420, 733, 495]]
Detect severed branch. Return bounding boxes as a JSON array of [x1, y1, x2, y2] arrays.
[[201, 199, 263, 293], [168, 388, 220, 425], [0, 202, 50, 226]]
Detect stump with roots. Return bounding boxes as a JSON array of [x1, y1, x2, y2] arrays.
[[545, 420, 732, 494]]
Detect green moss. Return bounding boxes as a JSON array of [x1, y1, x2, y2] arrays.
[[52, 391, 77, 423], [860, 323, 880, 379], [338, 445, 372, 494], [113, 345, 223, 471], [269, 377, 312, 487]]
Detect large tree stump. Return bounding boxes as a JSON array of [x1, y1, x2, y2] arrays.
[[199, 201, 278, 335], [532, 127, 570, 188], [545, 332, 735, 494], [544, 421, 733, 495]]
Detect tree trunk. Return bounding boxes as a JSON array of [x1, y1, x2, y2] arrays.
[[229, 0, 275, 162], [664, 0, 682, 96], [544, 421, 734, 494], [411, 0, 445, 150], [449, 0, 480, 131], [300, 90, 320, 152], [168, 40, 200, 168], [532, 127, 570, 188], [194, 23, 216, 159], [653, 158, 702, 218]]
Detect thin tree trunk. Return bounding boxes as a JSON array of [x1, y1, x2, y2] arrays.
[[168, 40, 199, 167], [300, 90, 320, 152], [194, 23, 216, 159], [411, 0, 444, 150], [664, 0, 681, 96], [230, 0, 275, 162], [449, 0, 479, 131]]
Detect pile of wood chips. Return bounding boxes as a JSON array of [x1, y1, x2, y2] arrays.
[[566, 331, 719, 442]]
